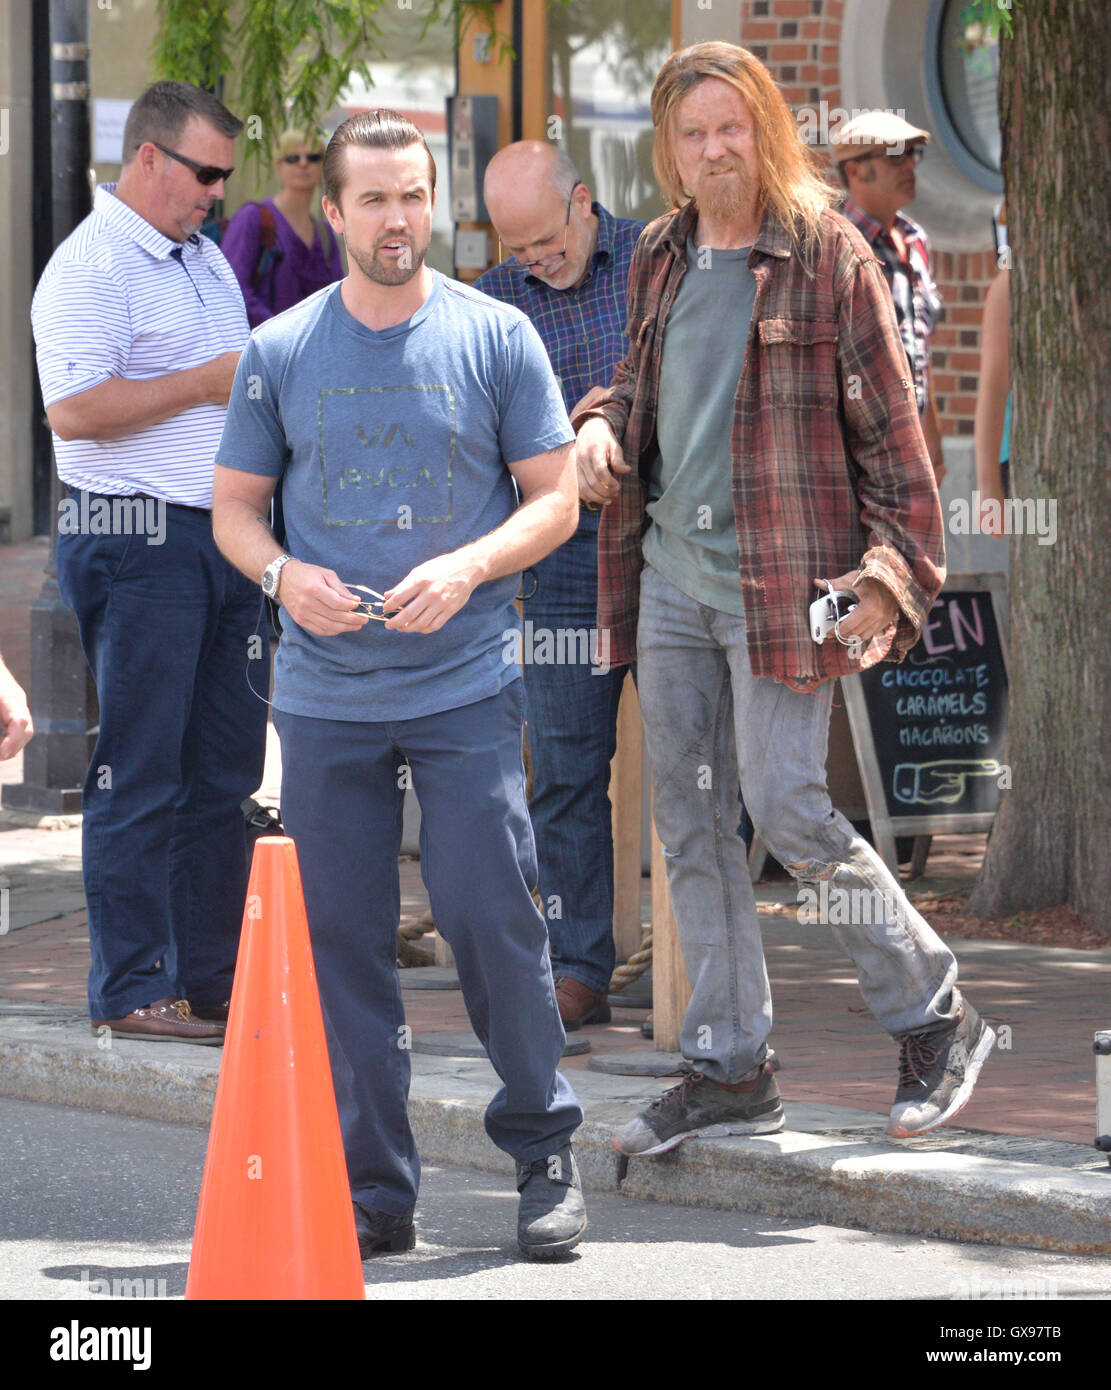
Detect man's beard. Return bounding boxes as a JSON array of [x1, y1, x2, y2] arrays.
[[347, 236, 428, 287], [695, 162, 756, 221]]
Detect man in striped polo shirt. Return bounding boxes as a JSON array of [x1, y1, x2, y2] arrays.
[[31, 82, 267, 1044]]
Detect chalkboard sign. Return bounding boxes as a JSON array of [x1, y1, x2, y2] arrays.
[[841, 573, 1009, 872]]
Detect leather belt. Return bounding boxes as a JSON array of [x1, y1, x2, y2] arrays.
[[134, 492, 211, 516]]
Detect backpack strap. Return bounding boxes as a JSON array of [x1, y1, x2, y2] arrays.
[[258, 202, 277, 254], [249, 202, 284, 306]]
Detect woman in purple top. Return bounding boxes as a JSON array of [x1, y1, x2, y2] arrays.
[[222, 128, 344, 327]]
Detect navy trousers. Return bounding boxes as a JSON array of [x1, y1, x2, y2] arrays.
[[274, 680, 583, 1219], [523, 519, 629, 995], [56, 497, 267, 1019]]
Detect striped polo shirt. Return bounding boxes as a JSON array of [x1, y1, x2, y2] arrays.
[[31, 183, 249, 508]]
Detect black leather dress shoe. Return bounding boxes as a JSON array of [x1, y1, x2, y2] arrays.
[[353, 1201, 416, 1258], [516, 1143, 587, 1260]]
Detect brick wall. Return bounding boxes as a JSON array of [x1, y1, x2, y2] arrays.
[[743, 0, 995, 440]]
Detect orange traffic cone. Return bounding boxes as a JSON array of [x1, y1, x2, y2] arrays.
[[186, 836, 365, 1299]]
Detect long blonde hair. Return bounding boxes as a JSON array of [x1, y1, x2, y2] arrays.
[[651, 42, 834, 252]]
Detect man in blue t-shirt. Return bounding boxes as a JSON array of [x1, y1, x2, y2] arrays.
[[213, 111, 586, 1262]]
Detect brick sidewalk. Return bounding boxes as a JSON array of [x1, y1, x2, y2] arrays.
[[1, 852, 1105, 1149], [2, 536, 1106, 1152]]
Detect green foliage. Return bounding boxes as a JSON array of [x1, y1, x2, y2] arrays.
[[957, 0, 1027, 42], [151, 0, 521, 164]]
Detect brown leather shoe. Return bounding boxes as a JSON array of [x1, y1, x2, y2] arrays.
[[190, 1000, 230, 1023], [554, 977, 611, 1032], [90, 997, 225, 1045]]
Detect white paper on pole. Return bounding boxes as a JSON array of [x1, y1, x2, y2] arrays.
[[92, 98, 133, 164]]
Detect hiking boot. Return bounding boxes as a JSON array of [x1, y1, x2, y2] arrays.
[[889, 996, 996, 1138], [516, 1143, 587, 1260], [353, 1201, 416, 1258], [554, 977, 611, 1031], [613, 1052, 784, 1156]]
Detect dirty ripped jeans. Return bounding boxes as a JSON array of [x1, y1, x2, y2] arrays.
[[636, 564, 959, 1084]]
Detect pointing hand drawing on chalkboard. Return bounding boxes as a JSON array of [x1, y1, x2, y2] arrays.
[[893, 759, 1002, 806]]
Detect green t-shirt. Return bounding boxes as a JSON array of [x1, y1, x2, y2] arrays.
[[643, 238, 756, 615]]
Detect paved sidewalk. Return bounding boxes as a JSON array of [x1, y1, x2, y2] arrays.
[[0, 818, 1105, 1146], [2, 805, 1110, 1253], [2, 535, 1110, 1255]]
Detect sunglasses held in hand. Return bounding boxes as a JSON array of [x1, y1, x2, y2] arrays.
[[343, 585, 390, 621]]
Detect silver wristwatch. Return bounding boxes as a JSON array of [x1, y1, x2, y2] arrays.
[[261, 553, 294, 602]]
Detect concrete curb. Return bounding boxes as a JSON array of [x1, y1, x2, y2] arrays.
[[2, 1015, 1109, 1257]]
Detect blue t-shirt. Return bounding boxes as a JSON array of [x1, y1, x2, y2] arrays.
[[216, 273, 574, 721]]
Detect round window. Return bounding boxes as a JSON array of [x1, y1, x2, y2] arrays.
[[926, 0, 1003, 189]]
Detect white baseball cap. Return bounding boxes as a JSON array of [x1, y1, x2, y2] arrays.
[[830, 111, 930, 163]]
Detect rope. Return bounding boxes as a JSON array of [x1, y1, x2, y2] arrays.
[[397, 908, 656, 991], [397, 909, 436, 967], [399, 909, 436, 941], [609, 928, 653, 991]]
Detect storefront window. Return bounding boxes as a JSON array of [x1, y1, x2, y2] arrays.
[[548, 0, 672, 222], [330, 5, 455, 273]]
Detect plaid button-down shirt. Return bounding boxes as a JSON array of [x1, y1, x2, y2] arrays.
[[576, 201, 945, 691], [839, 199, 941, 415], [475, 202, 645, 416]]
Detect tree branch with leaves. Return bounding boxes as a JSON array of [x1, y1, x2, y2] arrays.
[[152, 0, 518, 164]]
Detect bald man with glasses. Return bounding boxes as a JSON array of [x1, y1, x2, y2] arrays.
[[475, 143, 646, 1032]]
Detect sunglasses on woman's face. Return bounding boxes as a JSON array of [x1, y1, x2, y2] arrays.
[[281, 152, 325, 165]]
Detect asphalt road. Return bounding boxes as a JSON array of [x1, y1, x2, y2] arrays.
[[2, 1097, 1108, 1312]]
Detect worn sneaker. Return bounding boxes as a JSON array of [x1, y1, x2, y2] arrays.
[[889, 997, 995, 1138], [613, 1053, 784, 1157], [516, 1143, 587, 1260]]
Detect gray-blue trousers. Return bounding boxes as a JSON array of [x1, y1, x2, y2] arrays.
[[637, 564, 960, 1084]]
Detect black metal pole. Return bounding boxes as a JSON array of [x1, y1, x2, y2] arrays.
[[50, 0, 91, 245], [30, 0, 54, 537], [3, 0, 96, 816]]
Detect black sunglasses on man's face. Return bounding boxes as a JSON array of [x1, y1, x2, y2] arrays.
[[847, 145, 926, 167], [280, 152, 324, 165], [150, 141, 235, 187]]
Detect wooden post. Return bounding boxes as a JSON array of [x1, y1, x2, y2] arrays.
[[649, 786, 690, 1053], [610, 674, 645, 963], [453, 1, 514, 284]]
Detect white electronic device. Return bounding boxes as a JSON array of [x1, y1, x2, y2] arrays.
[[809, 588, 859, 644]]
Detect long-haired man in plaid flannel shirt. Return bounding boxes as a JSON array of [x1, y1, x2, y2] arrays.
[[575, 43, 994, 1155]]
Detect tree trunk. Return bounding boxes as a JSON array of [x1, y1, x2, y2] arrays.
[[965, 1, 1111, 932]]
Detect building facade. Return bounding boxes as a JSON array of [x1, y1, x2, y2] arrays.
[[1, 0, 1005, 576]]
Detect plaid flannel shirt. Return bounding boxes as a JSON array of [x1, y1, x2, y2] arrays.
[[576, 201, 945, 691], [839, 199, 941, 415]]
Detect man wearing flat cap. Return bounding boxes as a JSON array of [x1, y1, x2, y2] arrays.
[[832, 112, 946, 484]]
